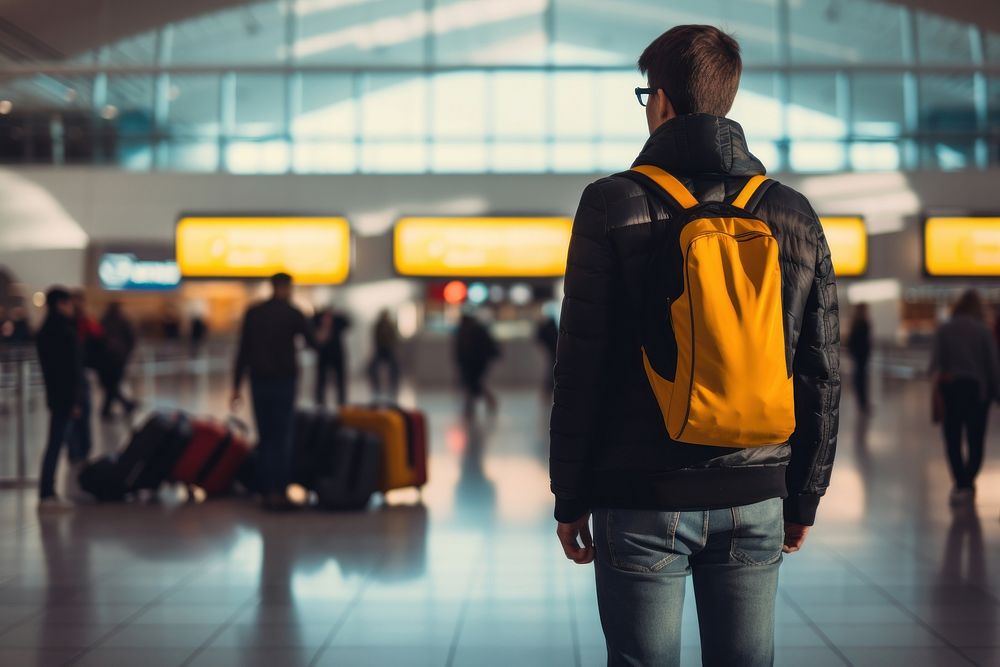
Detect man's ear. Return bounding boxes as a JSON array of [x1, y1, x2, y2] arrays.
[[655, 89, 677, 123]]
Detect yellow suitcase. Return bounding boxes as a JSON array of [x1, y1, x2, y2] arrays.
[[339, 406, 418, 492]]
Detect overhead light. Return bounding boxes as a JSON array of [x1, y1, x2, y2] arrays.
[[467, 282, 489, 305], [509, 283, 532, 306], [443, 280, 467, 305]]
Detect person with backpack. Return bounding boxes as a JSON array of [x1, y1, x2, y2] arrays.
[[550, 25, 840, 666]]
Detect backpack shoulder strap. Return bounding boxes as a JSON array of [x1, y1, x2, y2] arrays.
[[731, 175, 773, 211], [630, 165, 699, 210]]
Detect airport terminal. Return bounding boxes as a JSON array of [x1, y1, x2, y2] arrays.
[[0, 0, 999, 665]]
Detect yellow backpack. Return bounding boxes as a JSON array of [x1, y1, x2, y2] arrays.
[[626, 164, 795, 448]]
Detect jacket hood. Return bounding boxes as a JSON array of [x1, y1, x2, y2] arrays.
[[631, 113, 766, 177]]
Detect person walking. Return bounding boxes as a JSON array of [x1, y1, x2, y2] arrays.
[[98, 302, 138, 419], [549, 25, 840, 666], [35, 287, 85, 511], [847, 302, 873, 415], [367, 309, 400, 400], [314, 308, 352, 408], [232, 273, 318, 511], [455, 313, 501, 418], [930, 289, 999, 505]]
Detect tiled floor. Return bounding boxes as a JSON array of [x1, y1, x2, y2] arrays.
[[0, 373, 998, 666]]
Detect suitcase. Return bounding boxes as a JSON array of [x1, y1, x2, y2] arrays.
[[171, 419, 252, 496], [78, 412, 191, 500], [314, 423, 382, 510], [78, 456, 127, 502], [339, 405, 426, 492], [394, 408, 428, 488], [290, 409, 326, 488], [116, 412, 192, 492]]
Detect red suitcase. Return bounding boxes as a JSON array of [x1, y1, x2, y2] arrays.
[[398, 408, 428, 488], [171, 419, 252, 496]]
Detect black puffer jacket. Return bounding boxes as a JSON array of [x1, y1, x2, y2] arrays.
[[550, 114, 840, 526]]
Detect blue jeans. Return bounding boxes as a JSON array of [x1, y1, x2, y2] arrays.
[[39, 408, 74, 499], [250, 378, 297, 496], [69, 381, 92, 464], [594, 498, 783, 667]]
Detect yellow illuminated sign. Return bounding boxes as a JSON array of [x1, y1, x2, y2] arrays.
[[176, 216, 350, 284], [394, 217, 574, 278], [820, 216, 867, 277], [925, 216, 1000, 276]]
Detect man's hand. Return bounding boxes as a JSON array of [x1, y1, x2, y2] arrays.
[[783, 522, 810, 554], [230, 390, 242, 413], [557, 513, 595, 564]]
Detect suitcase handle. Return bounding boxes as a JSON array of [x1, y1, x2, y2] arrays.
[[225, 415, 250, 435]]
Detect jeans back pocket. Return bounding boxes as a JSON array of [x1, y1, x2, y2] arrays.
[[730, 498, 784, 566], [594, 509, 683, 573]]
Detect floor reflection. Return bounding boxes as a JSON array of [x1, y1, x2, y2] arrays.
[[1, 382, 999, 666]]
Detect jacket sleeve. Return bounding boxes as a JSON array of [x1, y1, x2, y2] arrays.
[[784, 220, 841, 526], [550, 182, 615, 523]]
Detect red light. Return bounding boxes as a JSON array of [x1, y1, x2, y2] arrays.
[[443, 280, 467, 304]]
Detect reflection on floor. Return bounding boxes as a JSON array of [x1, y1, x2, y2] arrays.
[[0, 378, 998, 667]]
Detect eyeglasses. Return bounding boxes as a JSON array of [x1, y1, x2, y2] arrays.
[[635, 87, 655, 107]]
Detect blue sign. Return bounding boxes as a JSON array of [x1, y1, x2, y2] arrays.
[[98, 254, 181, 291]]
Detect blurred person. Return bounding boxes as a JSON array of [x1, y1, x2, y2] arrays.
[[232, 273, 318, 511], [35, 287, 84, 511], [9, 306, 32, 343], [550, 26, 840, 666], [162, 306, 181, 340], [367, 309, 400, 400], [929, 289, 1000, 505], [314, 307, 352, 408], [535, 313, 559, 390], [70, 289, 101, 464], [455, 313, 500, 418], [189, 314, 208, 352], [0, 305, 31, 344], [98, 302, 137, 419], [846, 303, 872, 414]]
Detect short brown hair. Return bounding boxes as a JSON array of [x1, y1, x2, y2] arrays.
[[952, 289, 985, 321], [638, 25, 742, 116]]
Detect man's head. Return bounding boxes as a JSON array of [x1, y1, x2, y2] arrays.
[[638, 24, 742, 134], [46, 287, 74, 319], [271, 272, 293, 300]]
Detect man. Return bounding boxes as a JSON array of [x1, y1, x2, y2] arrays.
[[232, 273, 318, 510], [314, 307, 351, 407], [550, 25, 840, 666], [36, 287, 84, 511], [367, 309, 400, 399]]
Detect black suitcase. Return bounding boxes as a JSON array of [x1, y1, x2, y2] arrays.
[[314, 422, 382, 511], [117, 412, 192, 492], [78, 456, 128, 502], [290, 409, 325, 488]]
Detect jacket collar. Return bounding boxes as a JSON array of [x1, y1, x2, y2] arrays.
[[631, 113, 765, 177]]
